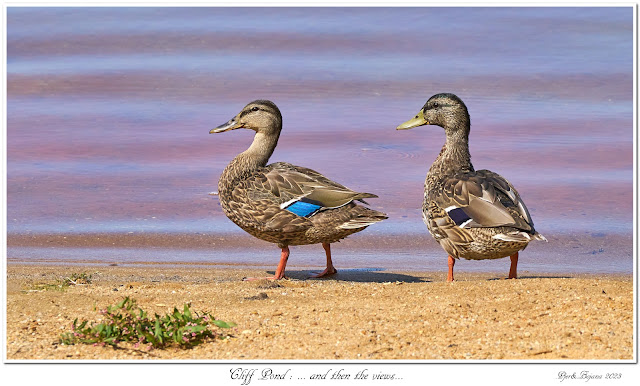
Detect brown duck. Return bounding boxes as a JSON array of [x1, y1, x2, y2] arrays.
[[211, 100, 387, 280], [397, 93, 546, 281]]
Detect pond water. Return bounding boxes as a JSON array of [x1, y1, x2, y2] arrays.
[[6, 6, 634, 274]]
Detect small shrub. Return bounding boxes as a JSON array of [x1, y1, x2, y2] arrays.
[[27, 272, 93, 292], [59, 297, 235, 349], [29, 282, 67, 292]]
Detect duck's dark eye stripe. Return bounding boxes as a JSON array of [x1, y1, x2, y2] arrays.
[[431, 102, 453, 109], [447, 207, 472, 226]]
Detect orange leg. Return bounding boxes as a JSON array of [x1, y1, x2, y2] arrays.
[[310, 243, 338, 278], [508, 252, 518, 279], [447, 255, 455, 282], [243, 247, 289, 281]]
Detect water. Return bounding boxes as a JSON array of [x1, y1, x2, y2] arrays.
[[6, 7, 634, 274]]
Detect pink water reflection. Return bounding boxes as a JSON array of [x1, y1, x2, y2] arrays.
[[6, 7, 633, 273]]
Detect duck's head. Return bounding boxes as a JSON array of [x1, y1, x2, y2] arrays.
[[396, 93, 470, 135], [211, 100, 282, 136]]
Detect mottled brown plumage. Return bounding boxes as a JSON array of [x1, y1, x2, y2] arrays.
[[397, 93, 546, 281], [211, 100, 387, 280]]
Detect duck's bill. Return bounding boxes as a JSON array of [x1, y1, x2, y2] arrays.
[[210, 119, 243, 133], [396, 111, 428, 130]]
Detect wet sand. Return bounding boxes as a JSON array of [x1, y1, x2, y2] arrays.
[[6, 231, 633, 276], [6, 264, 633, 360]]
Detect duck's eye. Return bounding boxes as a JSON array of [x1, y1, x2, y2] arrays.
[[251, 106, 260, 112], [432, 102, 439, 108]]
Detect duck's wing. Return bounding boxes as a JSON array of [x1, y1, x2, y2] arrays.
[[264, 162, 377, 214], [230, 162, 376, 232], [434, 170, 535, 232]]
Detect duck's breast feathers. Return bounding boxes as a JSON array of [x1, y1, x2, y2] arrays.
[[434, 169, 535, 232]]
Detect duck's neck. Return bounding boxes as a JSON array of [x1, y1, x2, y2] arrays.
[[219, 132, 280, 193], [427, 128, 474, 189]]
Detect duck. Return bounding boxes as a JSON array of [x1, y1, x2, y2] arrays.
[[210, 100, 387, 280], [396, 93, 546, 282]]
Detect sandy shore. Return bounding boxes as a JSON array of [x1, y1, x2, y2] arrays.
[[5, 264, 634, 361]]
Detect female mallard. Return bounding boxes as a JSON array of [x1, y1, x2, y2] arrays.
[[396, 93, 546, 281], [211, 100, 387, 280]]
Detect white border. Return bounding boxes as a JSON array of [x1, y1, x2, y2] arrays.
[[1, 2, 638, 385]]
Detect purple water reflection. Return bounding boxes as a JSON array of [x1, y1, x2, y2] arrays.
[[6, 7, 633, 274]]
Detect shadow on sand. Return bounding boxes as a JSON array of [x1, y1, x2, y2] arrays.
[[266, 268, 432, 283]]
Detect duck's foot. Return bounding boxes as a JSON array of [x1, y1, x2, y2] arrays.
[[309, 242, 338, 278], [243, 247, 290, 281], [506, 252, 518, 279], [447, 255, 455, 282], [309, 267, 337, 278]]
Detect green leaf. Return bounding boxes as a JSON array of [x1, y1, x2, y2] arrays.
[[183, 304, 192, 320], [116, 297, 128, 309], [154, 319, 163, 344], [211, 320, 235, 329], [173, 308, 183, 321], [187, 325, 207, 333]]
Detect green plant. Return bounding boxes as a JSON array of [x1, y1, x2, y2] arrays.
[[26, 272, 93, 292], [59, 297, 235, 349], [28, 282, 67, 292]]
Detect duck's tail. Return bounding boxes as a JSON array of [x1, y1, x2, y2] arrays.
[[532, 232, 548, 242], [492, 231, 547, 242], [338, 208, 388, 230]]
